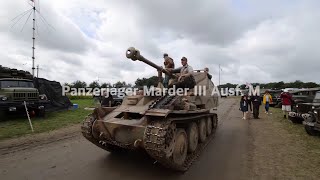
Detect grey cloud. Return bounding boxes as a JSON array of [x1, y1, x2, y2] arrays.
[[2, 0, 320, 86], [131, 0, 246, 46], [54, 53, 84, 66], [2, 1, 93, 54]]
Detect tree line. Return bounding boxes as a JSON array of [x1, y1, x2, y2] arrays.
[[218, 80, 320, 89], [64, 78, 320, 90], [63, 80, 131, 89], [63, 76, 159, 89]]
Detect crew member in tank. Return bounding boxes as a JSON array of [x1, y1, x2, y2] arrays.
[[162, 53, 175, 88], [168, 56, 196, 90], [204, 67, 212, 80]]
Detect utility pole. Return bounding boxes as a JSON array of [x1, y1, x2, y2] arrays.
[[219, 64, 221, 86], [36, 65, 39, 78]]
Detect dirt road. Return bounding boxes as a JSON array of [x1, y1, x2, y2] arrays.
[[1, 98, 317, 180]]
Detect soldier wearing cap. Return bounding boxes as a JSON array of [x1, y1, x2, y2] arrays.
[[204, 67, 212, 80], [169, 56, 196, 89], [163, 53, 175, 87]]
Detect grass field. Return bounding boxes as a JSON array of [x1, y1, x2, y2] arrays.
[[270, 108, 320, 145], [270, 107, 320, 148], [0, 99, 96, 140]]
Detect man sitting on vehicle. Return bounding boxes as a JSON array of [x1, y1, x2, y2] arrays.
[[168, 56, 196, 90], [204, 67, 212, 80]]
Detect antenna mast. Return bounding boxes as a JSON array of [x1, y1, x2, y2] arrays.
[[31, 1, 36, 77]]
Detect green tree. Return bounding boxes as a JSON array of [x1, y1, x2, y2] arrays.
[[135, 76, 158, 87], [71, 80, 87, 89], [304, 82, 319, 88], [101, 82, 112, 88], [113, 81, 127, 88], [273, 81, 285, 89], [89, 81, 100, 89]]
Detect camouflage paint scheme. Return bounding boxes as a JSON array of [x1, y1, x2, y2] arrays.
[[81, 47, 219, 171]]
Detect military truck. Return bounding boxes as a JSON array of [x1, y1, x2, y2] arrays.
[[0, 78, 48, 117], [288, 91, 320, 124]]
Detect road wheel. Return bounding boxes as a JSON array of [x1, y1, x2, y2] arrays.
[[172, 129, 188, 166], [206, 117, 212, 135], [198, 118, 207, 143], [213, 115, 218, 129], [187, 122, 198, 153], [305, 125, 319, 136]]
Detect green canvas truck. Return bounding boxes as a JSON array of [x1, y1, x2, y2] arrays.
[[0, 78, 48, 117]]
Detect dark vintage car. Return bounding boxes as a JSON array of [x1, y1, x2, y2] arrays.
[[94, 89, 126, 107], [290, 88, 319, 107], [302, 107, 320, 136], [288, 91, 320, 124], [269, 90, 282, 107]]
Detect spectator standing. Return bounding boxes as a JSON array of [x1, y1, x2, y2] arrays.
[[247, 95, 253, 114], [263, 91, 273, 114], [101, 91, 113, 107], [280, 89, 293, 118], [240, 95, 249, 119], [251, 95, 262, 119]]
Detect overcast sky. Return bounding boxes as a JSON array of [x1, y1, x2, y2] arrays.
[[1, 0, 320, 86]]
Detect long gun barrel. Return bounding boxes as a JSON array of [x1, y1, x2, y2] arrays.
[[126, 47, 176, 79]]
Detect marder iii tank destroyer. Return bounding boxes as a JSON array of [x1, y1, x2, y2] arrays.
[[81, 47, 219, 171]]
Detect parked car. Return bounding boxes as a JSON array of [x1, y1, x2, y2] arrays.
[[291, 89, 319, 105], [288, 91, 320, 124], [302, 107, 320, 136], [111, 92, 126, 106]]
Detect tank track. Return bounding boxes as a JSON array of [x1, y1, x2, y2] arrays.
[[80, 94, 177, 152], [144, 94, 218, 171], [144, 114, 217, 172], [81, 114, 133, 152]]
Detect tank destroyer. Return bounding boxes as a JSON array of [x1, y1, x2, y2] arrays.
[[81, 47, 219, 171]]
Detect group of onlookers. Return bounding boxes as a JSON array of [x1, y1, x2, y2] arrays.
[[240, 94, 262, 119], [240, 89, 293, 119]]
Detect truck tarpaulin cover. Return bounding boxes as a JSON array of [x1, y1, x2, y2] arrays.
[[33, 78, 72, 111]]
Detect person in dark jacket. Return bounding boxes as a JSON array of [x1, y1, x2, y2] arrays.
[[101, 91, 113, 107], [240, 95, 249, 119], [251, 95, 262, 119], [247, 95, 253, 113]]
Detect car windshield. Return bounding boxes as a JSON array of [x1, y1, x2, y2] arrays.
[[314, 92, 320, 103], [112, 93, 125, 98], [0, 80, 34, 88], [271, 92, 281, 97]]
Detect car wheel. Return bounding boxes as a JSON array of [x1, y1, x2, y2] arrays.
[[304, 125, 319, 136]]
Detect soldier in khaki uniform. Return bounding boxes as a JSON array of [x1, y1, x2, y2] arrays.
[[169, 57, 196, 89], [163, 53, 175, 87]]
